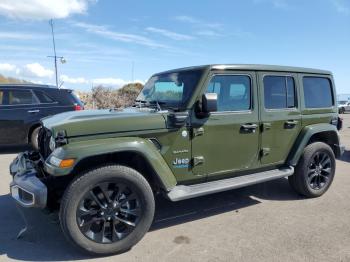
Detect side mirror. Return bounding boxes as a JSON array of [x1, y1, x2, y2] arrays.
[[202, 93, 218, 113]]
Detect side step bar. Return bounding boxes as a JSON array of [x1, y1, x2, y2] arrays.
[[167, 166, 294, 201]]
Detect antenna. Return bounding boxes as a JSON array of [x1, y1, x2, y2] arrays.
[[48, 19, 66, 88], [131, 61, 134, 83]]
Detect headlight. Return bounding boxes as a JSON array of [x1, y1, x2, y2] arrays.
[[49, 136, 56, 151], [49, 156, 75, 168], [49, 156, 62, 167]]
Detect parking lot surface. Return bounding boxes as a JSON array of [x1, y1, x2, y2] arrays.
[[0, 115, 350, 262]]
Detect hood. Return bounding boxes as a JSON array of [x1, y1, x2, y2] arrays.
[[42, 107, 167, 138]]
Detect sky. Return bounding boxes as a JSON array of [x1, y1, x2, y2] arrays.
[[0, 0, 349, 93]]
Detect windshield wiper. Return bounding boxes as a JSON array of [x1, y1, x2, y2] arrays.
[[148, 100, 165, 111], [134, 99, 166, 111]]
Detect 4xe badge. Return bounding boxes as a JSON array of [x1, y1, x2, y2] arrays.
[[173, 158, 190, 168]]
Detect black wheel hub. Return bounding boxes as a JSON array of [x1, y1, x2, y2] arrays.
[[307, 152, 332, 190], [76, 182, 142, 244]]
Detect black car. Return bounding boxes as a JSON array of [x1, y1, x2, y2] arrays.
[[0, 84, 83, 148]]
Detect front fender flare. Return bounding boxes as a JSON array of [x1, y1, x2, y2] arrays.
[[287, 123, 340, 166], [44, 137, 177, 191]]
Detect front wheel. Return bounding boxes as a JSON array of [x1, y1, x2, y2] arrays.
[[59, 165, 155, 255], [30, 126, 41, 150], [288, 142, 336, 198], [339, 107, 345, 114]]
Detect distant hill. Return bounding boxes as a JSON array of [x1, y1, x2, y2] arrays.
[[77, 82, 144, 109], [0, 74, 31, 84]]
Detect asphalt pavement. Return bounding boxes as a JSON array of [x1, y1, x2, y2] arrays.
[[0, 115, 350, 262]]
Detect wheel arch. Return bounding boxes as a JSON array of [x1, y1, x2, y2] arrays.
[[287, 124, 340, 166], [71, 150, 170, 192], [27, 123, 41, 143]]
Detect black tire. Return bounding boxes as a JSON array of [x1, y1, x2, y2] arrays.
[[59, 165, 155, 256], [288, 142, 335, 198], [339, 107, 345, 114], [30, 126, 41, 150]]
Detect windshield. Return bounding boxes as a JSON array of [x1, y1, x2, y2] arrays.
[[136, 69, 204, 110], [338, 101, 347, 105]]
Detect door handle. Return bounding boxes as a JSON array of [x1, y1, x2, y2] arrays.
[[28, 110, 40, 113], [285, 120, 298, 128], [241, 123, 258, 133]]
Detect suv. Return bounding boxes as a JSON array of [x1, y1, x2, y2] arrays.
[[0, 84, 83, 148], [9, 65, 344, 255], [338, 100, 350, 114]]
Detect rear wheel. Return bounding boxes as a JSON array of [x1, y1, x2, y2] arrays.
[[288, 142, 335, 198], [59, 165, 155, 255]]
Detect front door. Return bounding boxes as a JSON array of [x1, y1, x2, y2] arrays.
[[191, 71, 260, 180], [258, 72, 302, 166]]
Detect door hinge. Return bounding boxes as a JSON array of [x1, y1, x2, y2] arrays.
[[260, 148, 270, 157], [192, 127, 204, 137], [193, 156, 205, 166], [262, 123, 271, 132]]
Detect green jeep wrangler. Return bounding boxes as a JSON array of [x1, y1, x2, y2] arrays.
[[10, 64, 344, 255]]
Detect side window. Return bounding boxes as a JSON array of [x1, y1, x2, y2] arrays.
[[34, 90, 55, 103], [8, 90, 38, 105], [264, 76, 296, 109], [303, 77, 333, 108], [206, 75, 251, 111], [0, 90, 4, 105]]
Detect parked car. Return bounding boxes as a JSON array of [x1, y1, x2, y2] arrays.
[[0, 84, 83, 148], [338, 100, 350, 114], [9, 65, 344, 255]]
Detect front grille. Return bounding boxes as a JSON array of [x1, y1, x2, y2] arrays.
[[38, 127, 52, 160]]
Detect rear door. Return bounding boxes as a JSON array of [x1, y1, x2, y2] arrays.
[[32, 89, 65, 118], [258, 72, 302, 166], [0, 88, 40, 144]]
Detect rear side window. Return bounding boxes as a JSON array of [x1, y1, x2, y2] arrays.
[[34, 90, 55, 103], [264, 76, 296, 109], [303, 77, 333, 108], [9, 90, 38, 105], [207, 75, 251, 111], [0, 90, 4, 105]]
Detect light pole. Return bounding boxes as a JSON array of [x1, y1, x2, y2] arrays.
[[48, 19, 66, 88]]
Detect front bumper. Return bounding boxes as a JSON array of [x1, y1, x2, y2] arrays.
[[9, 153, 47, 208]]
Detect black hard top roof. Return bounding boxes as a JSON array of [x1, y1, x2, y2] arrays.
[[158, 64, 332, 75]]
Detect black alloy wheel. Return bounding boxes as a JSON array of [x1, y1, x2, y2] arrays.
[[307, 152, 332, 190], [288, 142, 336, 198], [60, 165, 155, 255], [77, 182, 142, 244]]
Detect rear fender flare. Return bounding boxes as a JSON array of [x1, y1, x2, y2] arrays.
[[287, 123, 340, 166]]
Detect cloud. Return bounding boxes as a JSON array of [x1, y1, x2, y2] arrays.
[[92, 78, 128, 88], [0, 0, 95, 20], [174, 15, 226, 38], [174, 15, 223, 30], [0, 63, 17, 72], [195, 30, 223, 37], [331, 0, 349, 14], [93, 78, 144, 88], [18, 63, 54, 78], [61, 74, 89, 84], [0, 32, 46, 40], [73, 22, 168, 48], [0, 62, 53, 79], [253, 0, 288, 9], [146, 27, 194, 41]]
